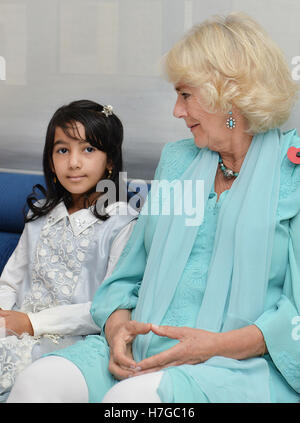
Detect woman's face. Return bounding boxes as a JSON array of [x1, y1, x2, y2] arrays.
[[173, 84, 230, 151]]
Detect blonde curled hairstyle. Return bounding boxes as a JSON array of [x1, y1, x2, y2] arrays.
[[164, 12, 299, 134]]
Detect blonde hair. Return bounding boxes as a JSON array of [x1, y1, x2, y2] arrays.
[[164, 12, 299, 133]]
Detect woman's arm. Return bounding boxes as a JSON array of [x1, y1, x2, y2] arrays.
[[217, 324, 266, 359], [252, 210, 300, 393], [131, 324, 266, 375]]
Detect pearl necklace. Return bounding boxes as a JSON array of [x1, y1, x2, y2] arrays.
[[218, 155, 239, 179]]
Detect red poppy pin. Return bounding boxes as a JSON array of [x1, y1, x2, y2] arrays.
[[287, 147, 300, 164]]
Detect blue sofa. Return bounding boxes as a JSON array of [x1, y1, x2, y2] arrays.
[[0, 172, 46, 275], [0, 171, 149, 275]]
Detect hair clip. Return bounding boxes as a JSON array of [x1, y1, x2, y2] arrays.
[[102, 105, 113, 117], [287, 146, 300, 164]]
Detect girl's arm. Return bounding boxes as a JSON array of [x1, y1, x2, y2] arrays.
[[0, 225, 29, 310], [26, 221, 136, 337]]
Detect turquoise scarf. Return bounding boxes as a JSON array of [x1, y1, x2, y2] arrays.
[[133, 128, 281, 363]]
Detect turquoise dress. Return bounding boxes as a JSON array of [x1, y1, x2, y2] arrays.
[[50, 132, 300, 403]]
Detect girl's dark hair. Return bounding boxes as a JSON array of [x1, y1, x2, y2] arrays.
[[25, 100, 123, 222]]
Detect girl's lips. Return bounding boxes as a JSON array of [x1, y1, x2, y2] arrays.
[[190, 124, 199, 131], [67, 176, 86, 181]]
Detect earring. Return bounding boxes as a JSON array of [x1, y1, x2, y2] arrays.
[[226, 111, 236, 130], [107, 169, 112, 178], [53, 175, 57, 183]]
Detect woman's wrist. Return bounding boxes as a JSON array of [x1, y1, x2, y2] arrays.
[[216, 324, 267, 360], [105, 309, 132, 346]]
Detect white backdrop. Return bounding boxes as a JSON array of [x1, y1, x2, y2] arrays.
[[0, 0, 299, 179]]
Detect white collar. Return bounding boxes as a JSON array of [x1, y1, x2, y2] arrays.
[[45, 202, 98, 236], [45, 201, 137, 236]]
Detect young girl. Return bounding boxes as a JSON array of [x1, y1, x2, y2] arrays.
[[0, 100, 137, 400]]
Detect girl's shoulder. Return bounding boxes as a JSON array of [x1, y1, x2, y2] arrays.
[[25, 198, 47, 220], [104, 201, 139, 219]]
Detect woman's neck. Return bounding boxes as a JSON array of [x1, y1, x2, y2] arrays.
[[217, 132, 253, 173]]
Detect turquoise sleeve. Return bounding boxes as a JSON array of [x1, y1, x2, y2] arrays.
[[90, 142, 171, 331], [255, 210, 300, 392]]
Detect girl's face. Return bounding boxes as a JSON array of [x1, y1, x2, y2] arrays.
[[173, 84, 231, 151], [52, 121, 110, 205]]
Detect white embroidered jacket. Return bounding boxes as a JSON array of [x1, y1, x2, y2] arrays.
[[0, 201, 137, 338]]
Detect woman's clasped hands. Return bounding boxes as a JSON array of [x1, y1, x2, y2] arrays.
[[107, 318, 219, 380]]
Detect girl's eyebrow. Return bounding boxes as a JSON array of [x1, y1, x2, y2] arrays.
[[53, 140, 68, 146], [53, 139, 89, 146]]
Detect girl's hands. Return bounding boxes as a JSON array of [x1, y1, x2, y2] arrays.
[[108, 320, 152, 380], [0, 309, 34, 336], [133, 324, 219, 376]]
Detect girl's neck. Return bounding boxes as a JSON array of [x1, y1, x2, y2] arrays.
[[68, 191, 100, 215]]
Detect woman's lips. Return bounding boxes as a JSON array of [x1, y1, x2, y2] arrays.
[[190, 124, 199, 131]]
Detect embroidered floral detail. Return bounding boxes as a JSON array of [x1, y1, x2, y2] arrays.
[[21, 218, 95, 313], [0, 334, 38, 394], [158, 140, 199, 182], [161, 206, 219, 328], [275, 351, 300, 391], [53, 336, 109, 368], [278, 155, 300, 201]]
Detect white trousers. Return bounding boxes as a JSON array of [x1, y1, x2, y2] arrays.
[[7, 356, 163, 403]]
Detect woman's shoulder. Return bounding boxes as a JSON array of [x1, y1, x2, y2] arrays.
[[161, 138, 199, 157], [278, 128, 300, 205], [157, 138, 200, 180], [279, 128, 300, 158]]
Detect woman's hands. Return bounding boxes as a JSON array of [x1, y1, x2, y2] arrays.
[[105, 309, 152, 380], [106, 311, 267, 380], [133, 323, 266, 376], [0, 309, 34, 336], [108, 319, 152, 380], [133, 324, 219, 376]]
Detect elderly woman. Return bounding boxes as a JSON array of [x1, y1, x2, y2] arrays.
[[8, 12, 300, 403]]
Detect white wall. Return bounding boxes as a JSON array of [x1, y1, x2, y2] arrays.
[[0, 0, 299, 179]]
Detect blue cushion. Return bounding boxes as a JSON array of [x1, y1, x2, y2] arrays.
[[0, 172, 45, 233], [0, 231, 21, 275], [0, 172, 150, 274]]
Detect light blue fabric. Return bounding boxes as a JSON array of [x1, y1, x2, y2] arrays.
[[129, 129, 280, 402], [53, 129, 300, 402]]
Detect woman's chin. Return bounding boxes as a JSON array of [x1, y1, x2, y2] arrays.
[[193, 136, 208, 149]]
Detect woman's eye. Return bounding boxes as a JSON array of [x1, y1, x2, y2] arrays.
[[181, 92, 191, 100], [85, 146, 95, 153]]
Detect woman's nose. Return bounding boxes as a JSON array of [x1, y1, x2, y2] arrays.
[[173, 97, 187, 119]]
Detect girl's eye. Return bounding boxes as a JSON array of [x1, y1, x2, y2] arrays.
[[57, 148, 68, 154], [85, 146, 95, 153]]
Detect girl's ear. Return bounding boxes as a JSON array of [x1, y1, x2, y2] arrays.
[[107, 159, 113, 173]]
